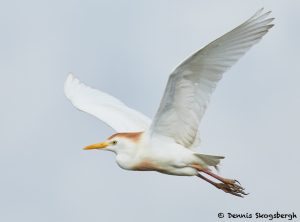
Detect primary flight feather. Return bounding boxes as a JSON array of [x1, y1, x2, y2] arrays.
[[65, 9, 274, 197]]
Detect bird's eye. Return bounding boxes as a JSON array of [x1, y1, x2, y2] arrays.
[[112, 140, 118, 145]]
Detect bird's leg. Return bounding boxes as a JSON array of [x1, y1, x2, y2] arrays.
[[197, 173, 219, 188], [197, 170, 248, 197], [202, 169, 238, 185]]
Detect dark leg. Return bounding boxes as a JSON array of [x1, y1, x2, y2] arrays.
[[202, 169, 239, 185]]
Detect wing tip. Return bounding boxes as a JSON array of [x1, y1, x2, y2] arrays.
[[249, 8, 274, 23], [64, 72, 79, 99]]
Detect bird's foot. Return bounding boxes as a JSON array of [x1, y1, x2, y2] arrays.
[[197, 170, 249, 197], [215, 179, 248, 197]]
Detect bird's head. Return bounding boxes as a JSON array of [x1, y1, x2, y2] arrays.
[[84, 132, 143, 154]]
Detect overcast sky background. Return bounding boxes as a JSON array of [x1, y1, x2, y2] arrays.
[[1, 0, 300, 221]]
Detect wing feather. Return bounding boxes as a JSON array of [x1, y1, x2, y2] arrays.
[[150, 9, 274, 148], [64, 74, 151, 132]]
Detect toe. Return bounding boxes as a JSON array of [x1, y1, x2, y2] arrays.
[[215, 182, 248, 198]]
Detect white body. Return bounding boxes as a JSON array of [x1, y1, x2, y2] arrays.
[[115, 133, 200, 176]]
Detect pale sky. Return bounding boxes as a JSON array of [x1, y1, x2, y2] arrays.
[[1, 1, 299, 221]]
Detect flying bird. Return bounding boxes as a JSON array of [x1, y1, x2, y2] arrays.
[[65, 9, 274, 197]]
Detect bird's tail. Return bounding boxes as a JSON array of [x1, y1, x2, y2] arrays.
[[194, 153, 224, 169]]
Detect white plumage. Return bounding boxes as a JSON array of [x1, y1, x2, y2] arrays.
[[65, 9, 274, 197], [64, 74, 151, 132]]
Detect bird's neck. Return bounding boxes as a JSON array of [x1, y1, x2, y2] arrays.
[[116, 152, 136, 170]]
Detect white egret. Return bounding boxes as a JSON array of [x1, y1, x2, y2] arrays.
[[65, 9, 274, 197]]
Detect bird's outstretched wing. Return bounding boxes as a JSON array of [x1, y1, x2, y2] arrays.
[[64, 74, 151, 132], [150, 9, 274, 148]]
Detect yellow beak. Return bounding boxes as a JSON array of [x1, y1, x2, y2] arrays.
[[84, 142, 109, 150]]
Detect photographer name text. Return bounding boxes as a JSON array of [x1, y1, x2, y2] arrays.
[[218, 212, 297, 220]]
